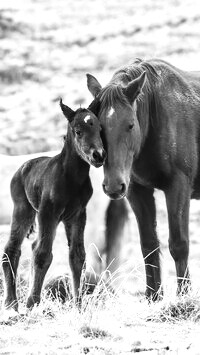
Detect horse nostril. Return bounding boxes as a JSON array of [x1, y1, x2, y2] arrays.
[[102, 183, 107, 193], [120, 183, 126, 194], [92, 150, 100, 161], [92, 150, 106, 163]]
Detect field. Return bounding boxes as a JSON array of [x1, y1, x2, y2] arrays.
[[1, 0, 200, 354]]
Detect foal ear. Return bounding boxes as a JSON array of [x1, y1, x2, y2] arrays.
[[124, 71, 146, 105], [59, 98, 75, 123], [86, 73, 102, 98]]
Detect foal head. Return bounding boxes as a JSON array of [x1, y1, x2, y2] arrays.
[[60, 99, 106, 168], [87, 72, 146, 199]]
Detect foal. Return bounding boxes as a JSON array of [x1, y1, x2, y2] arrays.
[[2, 99, 106, 311]]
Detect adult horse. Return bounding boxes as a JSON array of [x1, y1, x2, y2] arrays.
[[87, 58, 200, 300]]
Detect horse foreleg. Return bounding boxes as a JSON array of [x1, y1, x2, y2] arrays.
[[2, 202, 35, 311], [26, 206, 58, 309], [127, 183, 161, 300], [63, 209, 86, 307], [164, 172, 191, 294]]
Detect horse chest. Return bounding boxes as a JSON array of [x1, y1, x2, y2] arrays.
[[131, 161, 167, 190], [131, 170, 152, 187]]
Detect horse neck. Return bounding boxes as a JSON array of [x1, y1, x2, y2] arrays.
[[60, 128, 90, 184]]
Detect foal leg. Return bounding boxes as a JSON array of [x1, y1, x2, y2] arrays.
[[2, 199, 35, 311], [63, 209, 86, 306], [164, 172, 191, 294], [26, 206, 58, 309], [127, 183, 161, 300]]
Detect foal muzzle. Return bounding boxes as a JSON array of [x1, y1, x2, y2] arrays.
[[91, 149, 106, 167]]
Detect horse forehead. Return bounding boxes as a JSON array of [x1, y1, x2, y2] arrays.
[[101, 106, 116, 129], [107, 106, 115, 118], [101, 105, 126, 130], [81, 113, 96, 126]]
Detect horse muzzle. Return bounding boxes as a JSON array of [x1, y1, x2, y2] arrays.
[[102, 181, 127, 200]]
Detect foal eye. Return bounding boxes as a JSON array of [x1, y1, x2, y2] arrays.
[[75, 129, 82, 137], [129, 124, 134, 130]]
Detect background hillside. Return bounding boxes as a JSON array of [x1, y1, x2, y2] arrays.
[[1, 0, 200, 155]]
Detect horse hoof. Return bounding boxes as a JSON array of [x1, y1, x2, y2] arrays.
[[145, 288, 164, 302]]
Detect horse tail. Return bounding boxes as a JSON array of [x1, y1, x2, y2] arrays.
[[105, 199, 129, 272], [26, 223, 36, 239]]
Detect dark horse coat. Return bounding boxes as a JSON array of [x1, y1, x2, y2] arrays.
[[87, 58, 200, 299], [2, 100, 106, 311]]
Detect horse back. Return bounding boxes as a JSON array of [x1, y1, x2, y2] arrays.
[[132, 59, 200, 191], [10, 155, 57, 211]]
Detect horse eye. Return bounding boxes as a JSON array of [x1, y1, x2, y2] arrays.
[[75, 129, 82, 137], [129, 124, 134, 130]]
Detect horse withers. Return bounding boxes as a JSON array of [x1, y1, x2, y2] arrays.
[[2, 99, 106, 312], [87, 58, 200, 300]]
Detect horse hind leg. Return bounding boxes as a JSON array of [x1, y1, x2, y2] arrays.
[[2, 198, 36, 311], [105, 199, 128, 277], [63, 210, 86, 307], [26, 205, 59, 309]]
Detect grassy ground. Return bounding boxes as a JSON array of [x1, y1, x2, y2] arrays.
[[1, 0, 200, 353], [1, 288, 200, 355], [1, 192, 200, 354]]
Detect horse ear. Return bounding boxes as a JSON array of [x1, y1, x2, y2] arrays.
[[124, 71, 146, 105], [86, 73, 102, 98], [59, 98, 75, 123]]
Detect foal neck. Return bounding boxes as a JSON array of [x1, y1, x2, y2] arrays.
[[60, 127, 90, 184]]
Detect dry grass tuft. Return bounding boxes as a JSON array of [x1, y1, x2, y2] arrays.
[[80, 325, 110, 339], [146, 291, 200, 323]]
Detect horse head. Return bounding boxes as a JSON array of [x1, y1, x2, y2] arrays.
[[87, 72, 146, 198], [60, 99, 106, 168]]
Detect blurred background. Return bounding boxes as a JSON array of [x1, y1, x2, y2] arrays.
[[1, 0, 200, 295], [1, 0, 200, 154]]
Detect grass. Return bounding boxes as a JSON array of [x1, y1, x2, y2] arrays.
[[1, 265, 200, 354], [1, 189, 200, 353]]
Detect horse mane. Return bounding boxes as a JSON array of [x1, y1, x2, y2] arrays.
[[96, 58, 161, 141], [99, 84, 130, 109]]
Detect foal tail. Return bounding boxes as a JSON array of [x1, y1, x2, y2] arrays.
[[105, 199, 129, 273]]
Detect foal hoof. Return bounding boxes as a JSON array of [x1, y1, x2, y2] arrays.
[[26, 296, 40, 310], [0, 308, 20, 323]]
